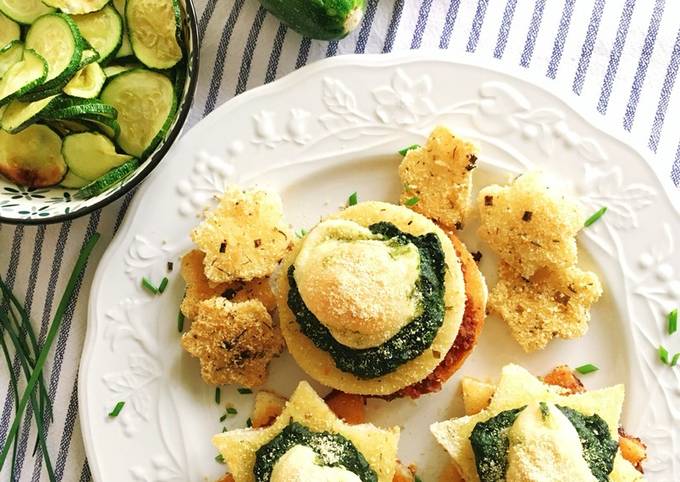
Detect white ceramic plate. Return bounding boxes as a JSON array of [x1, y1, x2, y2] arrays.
[[80, 52, 680, 482]]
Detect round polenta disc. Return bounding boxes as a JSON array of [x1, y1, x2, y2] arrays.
[[277, 201, 467, 396]]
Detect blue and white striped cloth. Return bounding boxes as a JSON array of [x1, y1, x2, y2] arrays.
[[1, 0, 679, 480]]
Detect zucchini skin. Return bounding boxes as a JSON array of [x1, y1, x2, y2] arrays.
[[259, 0, 365, 41]]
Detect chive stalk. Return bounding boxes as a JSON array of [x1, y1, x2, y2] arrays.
[[158, 277, 169, 294], [404, 196, 419, 206], [141, 277, 158, 294], [668, 309, 678, 335], [348, 192, 358, 206], [398, 144, 420, 156], [575, 364, 599, 375], [0, 233, 100, 476], [108, 401, 125, 417]]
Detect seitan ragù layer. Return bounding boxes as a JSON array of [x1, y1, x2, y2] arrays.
[[277, 201, 467, 396]]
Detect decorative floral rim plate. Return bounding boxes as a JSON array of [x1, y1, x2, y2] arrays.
[[80, 52, 680, 482], [0, 0, 200, 225]]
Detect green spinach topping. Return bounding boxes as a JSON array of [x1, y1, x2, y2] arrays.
[[469, 405, 618, 482], [253, 421, 377, 482], [556, 406, 618, 482], [469, 407, 526, 482], [287, 221, 446, 379]]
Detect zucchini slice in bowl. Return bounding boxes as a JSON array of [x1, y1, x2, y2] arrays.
[[0, 40, 23, 79], [103, 63, 137, 78], [40, 96, 118, 120], [1, 94, 60, 133], [24, 14, 84, 94], [76, 158, 139, 199], [0, 124, 67, 187], [63, 63, 106, 98], [60, 170, 89, 188], [0, 10, 20, 47], [100, 68, 176, 157], [126, 0, 183, 69], [0, 49, 48, 107], [62, 131, 132, 180], [0, 0, 55, 25], [42, 0, 110, 15], [72, 5, 124, 65]]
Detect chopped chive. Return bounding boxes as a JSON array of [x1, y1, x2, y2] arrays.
[[295, 228, 308, 239], [219, 414, 227, 422], [108, 401, 125, 417], [668, 309, 678, 335], [584, 207, 607, 227], [215, 388, 221, 404], [348, 192, 358, 206], [167, 261, 174, 272], [415, 476, 423, 482], [404, 196, 419, 206], [246, 417, 252, 427], [226, 407, 238, 415], [237, 388, 252, 394], [177, 311, 185, 333], [659, 345, 670, 365], [215, 454, 225, 464], [575, 364, 599, 375], [398, 144, 420, 156], [158, 277, 169, 294], [671, 353, 680, 367], [141, 277, 158, 295]]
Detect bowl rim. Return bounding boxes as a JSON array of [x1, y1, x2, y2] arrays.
[[0, 0, 200, 226]]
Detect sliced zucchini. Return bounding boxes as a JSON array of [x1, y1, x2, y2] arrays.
[[83, 114, 120, 138], [60, 169, 89, 188], [45, 119, 91, 135], [126, 0, 183, 69], [100, 69, 175, 157], [103, 63, 136, 78], [63, 63, 106, 98], [113, 0, 134, 58], [0, 49, 47, 107], [0, 0, 55, 25], [24, 14, 84, 93], [72, 5, 123, 65], [62, 131, 132, 180], [0, 10, 20, 48], [79, 48, 101, 68], [42, 0, 111, 15], [1, 95, 60, 133], [0, 40, 23, 79], [40, 97, 118, 120], [76, 157, 139, 198], [0, 124, 67, 187], [0, 105, 5, 118]]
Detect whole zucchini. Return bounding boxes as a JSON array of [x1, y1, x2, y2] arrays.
[[260, 0, 365, 41]]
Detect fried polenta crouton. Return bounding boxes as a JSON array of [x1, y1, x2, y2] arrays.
[[180, 250, 276, 319], [324, 390, 366, 424], [399, 126, 478, 228], [181, 297, 284, 387], [619, 428, 647, 471], [477, 172, 585, 278], [489, 263, 602, 352], [251, 390, 286, 428], [541, 364, 585, 394], [180, 250, 228, 320], [460, 377, 496, 416], [191, 188, 292, 283]]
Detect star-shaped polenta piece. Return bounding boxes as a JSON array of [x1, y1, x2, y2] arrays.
[[399, 126, 479, 229], [430, 364, 643, 482], [213, 381, 400, 482]]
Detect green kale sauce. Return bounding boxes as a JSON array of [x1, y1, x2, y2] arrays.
[[253, 421, 377, 482], [556, 406, 618, 482], [287, 221, 447, 379], [469, 405, 618, 482], [469, 407, 526, 482]]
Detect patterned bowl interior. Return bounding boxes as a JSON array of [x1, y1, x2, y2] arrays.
[[0, 0, 199, 225]]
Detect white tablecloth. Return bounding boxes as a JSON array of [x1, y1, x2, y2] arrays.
[[1, 0, 679, 480]]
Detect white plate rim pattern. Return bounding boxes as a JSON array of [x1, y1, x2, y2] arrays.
[[80, 51, 680, 482]]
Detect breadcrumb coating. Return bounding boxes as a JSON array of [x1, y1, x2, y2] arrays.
[[399, 126, 478, 229], [489, 263, 602, 352], [181, 297, 284, 387], [191, 188, 292, 283], [477, 172, 585, 278], [180, 249, 276, 319]]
